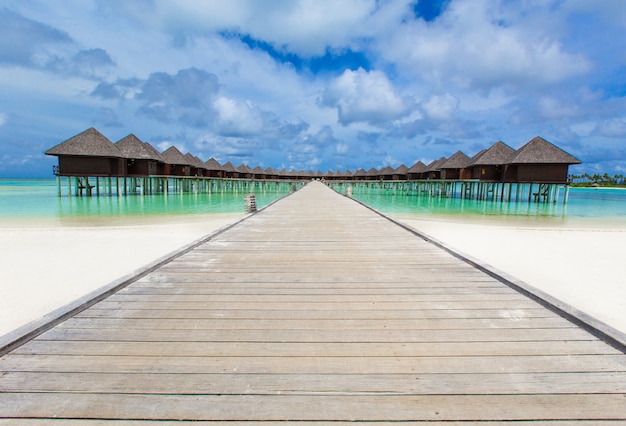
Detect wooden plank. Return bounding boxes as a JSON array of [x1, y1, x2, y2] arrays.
[[27, 317, 577, 330], [38, 325, 596, 342], [13, 340, 620, 357], [1, 181, 625, 423], [3, 354, 626, 375], [4, 371, 626, 395], [71, 307, 557, 320], [84, 299, 544, 311], [2, 393, 626, 421], [1, 420, 623, 426]]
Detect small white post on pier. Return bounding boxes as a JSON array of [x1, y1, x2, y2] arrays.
[[245, 193, 257, 213], [346, 186, 352, 197]]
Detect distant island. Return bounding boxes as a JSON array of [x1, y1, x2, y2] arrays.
[[570, 173, 626, 187]]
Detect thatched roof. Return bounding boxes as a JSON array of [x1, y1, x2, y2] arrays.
[[408, 160, 427, 173], [45, 127, 122, 158], [222, 162, 238, 173], [252, 166, 265, 175], [468, 141, 515, 166], [394, 164, 408, 175], [440, 151, 470, 169], [205, 157, 223, 171], [184, 153, 206, 169], [378, 166, 395, 176], [143, 142, 165, 161], [115, 134, 164, 161], [508, 136, 581, 164], [161, 146, 191, 165], [366, 167, 379, 177], [424, 157, 447, 172], [353, 168, 367, 178]]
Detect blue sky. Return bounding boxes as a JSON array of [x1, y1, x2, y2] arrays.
[[1, 0, 625, 177]]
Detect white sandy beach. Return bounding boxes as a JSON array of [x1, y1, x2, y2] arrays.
[[0, 213, 244, 338], [1, 208, 625, 342], [392, 214, 626, 336]]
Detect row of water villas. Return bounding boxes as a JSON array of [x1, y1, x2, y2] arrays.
[[45, 127, 581, 204]]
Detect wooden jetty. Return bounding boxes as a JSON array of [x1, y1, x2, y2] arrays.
[[1, 181, 625, 423]]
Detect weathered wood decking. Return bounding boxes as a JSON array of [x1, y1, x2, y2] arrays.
[[1, 181, 625, 423]]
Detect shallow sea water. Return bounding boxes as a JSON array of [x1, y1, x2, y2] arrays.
[[1, 179, 625, 227]]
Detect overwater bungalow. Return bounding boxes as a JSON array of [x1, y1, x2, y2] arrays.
[[252, 166, 266, 180], [378, 166, 395, 181], [393, 164, 409, 180], [115, 134, 164, 176], [504, 136, 581, 183], [222, 162, 239, 179], [237, 164, 253, 179], [468, 141, 515, 181], [161, 146, 192, 176], [366, 167, 379, 181], [424, 157, 447, 179], [45, 127, 126, 177], [407, 161, 427, 180], [353, 168, 367, 180], [265, 167, 279, 180], [439, 151, 470, 180], [204, 157, 224, 178], [182, 153, 202, 177]]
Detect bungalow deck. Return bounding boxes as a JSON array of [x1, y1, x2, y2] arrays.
[[1, 181, 625, 423]]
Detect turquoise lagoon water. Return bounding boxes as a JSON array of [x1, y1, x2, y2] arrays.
[[0, 179, 295, 225], [1, 179, 625, 226], [330, 183, 626, 226]]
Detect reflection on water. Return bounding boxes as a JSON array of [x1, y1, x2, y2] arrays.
[[1, 179, 625, 226], [332, 184, 626, 225], [0, 179, 292, 225]]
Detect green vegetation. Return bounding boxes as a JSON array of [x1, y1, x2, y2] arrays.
[[570, 173, 626, 187]]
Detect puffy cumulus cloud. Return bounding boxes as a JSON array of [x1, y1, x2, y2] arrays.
[[286, 126, 339, 169], [212, 97, 264, 137], [380, 0, 591, 91], [421, 93, 458, 120], [93, 68, 220, 126], [0, 9, 72, 66], [321, 68, 413, 126], [0, 9, 115, 80], [101, 0, 386, 57], [45, 48, 115, 79], [194, 133, 261, 162]]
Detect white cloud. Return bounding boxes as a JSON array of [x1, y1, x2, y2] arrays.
[[421, 93, 458, 120], [593, 119, 626, 138], [321, 68, 413, 126], [105, 0, 382, 56], [0, 113, 7, 126], [213, 96, 264, 137], [539, 97, 579, 119], [335, 143, 349, 155], [379, 0, 591, 91]]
